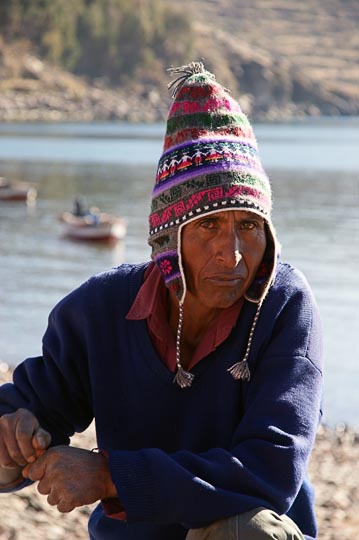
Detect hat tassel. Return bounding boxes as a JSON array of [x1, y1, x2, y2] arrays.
[[227, 359, 251, 381], [167, 61, 213, 98], [173, 301, 195, 388], [227, 301, 262, 382], [174, 365, 195, 389]]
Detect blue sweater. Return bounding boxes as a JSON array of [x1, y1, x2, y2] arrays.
[[0, 261, 323, 540]]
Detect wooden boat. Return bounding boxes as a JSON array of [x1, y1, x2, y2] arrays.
[[0, 177, 37, 203], [59, 210, 127, 242]]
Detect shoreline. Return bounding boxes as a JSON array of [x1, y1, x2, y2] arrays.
[[0, 368, 358, 539]]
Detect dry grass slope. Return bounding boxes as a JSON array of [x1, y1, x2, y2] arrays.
[[187, 0, 359, 116], [0, 0, 358, 120]]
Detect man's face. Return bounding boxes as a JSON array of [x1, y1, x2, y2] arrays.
[[181, 210, 267, 309]]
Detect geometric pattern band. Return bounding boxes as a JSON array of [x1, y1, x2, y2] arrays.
[[155, 139, 263, 188]]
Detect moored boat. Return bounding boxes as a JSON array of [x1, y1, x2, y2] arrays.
[[0, 177, 37, 203], [59, 210, 127, 242]]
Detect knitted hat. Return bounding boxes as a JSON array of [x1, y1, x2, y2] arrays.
[[148, 62, 279, 387]]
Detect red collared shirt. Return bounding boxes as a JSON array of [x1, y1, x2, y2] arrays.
[[126, 262, 244, 371]]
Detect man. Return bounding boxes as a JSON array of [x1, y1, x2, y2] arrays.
[[0, 63, 323, 540]]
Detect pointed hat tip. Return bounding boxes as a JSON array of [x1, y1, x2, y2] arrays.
[[167, 61, 215, 98]]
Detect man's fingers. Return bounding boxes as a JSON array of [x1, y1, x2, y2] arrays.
[[56, 499, 75, 513], [2, 410, 52, 465], [46, 489, 75, 513], [21, 463, 31, 477], [46, 490, 59, 506], [37, 477, 51, 496], [15, 419, 40, 463], [22, 454, 46, 481], [4, 408, 43, 464], [0, 421, 29, 467], [0, 410, 52, 470]]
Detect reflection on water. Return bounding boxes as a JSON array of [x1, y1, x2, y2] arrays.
[[0, 161, 153, 368], [270, 168, 359, 425], [0, 120, 358, 427]]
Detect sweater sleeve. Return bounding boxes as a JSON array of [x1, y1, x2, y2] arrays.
[[0, 282, 94, 453], [105, 268, 323, 528]]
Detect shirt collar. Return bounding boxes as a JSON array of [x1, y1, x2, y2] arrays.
[[126, 262, 163, 320]]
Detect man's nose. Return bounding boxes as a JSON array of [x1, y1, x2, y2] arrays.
[[215, 230, 242, 268]]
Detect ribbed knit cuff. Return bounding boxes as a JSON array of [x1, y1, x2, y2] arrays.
[[98, 448, 127, 521], [107, 449, 156, 522]]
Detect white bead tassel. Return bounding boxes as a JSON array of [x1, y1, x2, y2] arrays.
[[173, 301, 195, 389], [227, 302, 262, 382]]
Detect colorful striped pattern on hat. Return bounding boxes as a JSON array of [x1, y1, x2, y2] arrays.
[[148, 62, 274, 299]]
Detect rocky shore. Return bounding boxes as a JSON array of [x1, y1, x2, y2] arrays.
[[0, 367, 357, 539], [0, 49, 356, 124], [0, 51, 169, 123]]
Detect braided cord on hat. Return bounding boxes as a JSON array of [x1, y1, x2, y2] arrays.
[[227, 300, 263, 381], [173, 301, 195, 388], [173, 292, 264, 388]]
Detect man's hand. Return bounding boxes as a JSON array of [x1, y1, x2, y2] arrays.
[[22, 445, 118, 512], [0, 408, 51, 469]]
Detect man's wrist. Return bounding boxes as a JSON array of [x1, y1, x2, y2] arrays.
[[0, 465, 23, 487], [93, 449, 118, 500]]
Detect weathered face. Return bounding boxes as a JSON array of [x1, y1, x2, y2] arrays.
[[181, 210, 267, 309]]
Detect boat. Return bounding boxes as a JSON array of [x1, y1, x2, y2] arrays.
[[59, 209, 127, 242], [0, 177, 37, 203]]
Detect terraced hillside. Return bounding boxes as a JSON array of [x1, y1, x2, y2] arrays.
[[187, 0, 359, 117], [0, 0, 357, 120]]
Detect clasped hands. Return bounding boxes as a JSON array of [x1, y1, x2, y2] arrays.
[[0, 409, 117, 512]]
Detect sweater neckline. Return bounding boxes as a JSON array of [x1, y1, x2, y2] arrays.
[[132, 299, 257, 387]]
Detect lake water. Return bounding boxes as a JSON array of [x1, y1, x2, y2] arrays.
[[0, 118, 358, 428]]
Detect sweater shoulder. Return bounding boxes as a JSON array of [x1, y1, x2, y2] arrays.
[[268, 260, 320, 317], [260, 260, 323, 371], [85, 262, 149, 291], [273, 261, 313, 297], [51, 262, 149, 316]]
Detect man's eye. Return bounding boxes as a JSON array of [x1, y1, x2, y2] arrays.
[[199, 219, 216, 229], [240, 221, 257, 230]]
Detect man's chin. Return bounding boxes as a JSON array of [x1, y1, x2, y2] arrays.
[[197, 290, 243, 310]]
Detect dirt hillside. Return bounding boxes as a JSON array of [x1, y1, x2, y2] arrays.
[[190, 0, 359, 117], [0, 0, 358, 121]]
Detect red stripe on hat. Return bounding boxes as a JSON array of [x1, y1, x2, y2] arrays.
[[164, 127, 255, 150], [169, 96, 243, 119]]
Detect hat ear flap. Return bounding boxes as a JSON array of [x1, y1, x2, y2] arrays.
[[245, 221, 279, 303]]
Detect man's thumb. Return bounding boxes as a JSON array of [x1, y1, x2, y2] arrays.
[[32, 427, 51, 452]]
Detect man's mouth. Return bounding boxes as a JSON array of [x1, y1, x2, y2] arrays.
[[206, 275, 245, 285]]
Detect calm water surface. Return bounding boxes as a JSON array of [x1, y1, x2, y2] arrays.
[[0, 118, 358, 427]]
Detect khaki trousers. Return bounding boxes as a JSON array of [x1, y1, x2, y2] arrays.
[[185, 507, 305, 540]]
